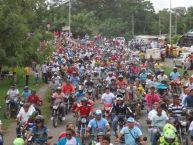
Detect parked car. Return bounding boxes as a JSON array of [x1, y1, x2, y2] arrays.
[[173, 52, 191, 69]]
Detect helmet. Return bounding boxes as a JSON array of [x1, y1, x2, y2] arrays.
[[118, 75, 123, 78], [164, 129, 176, 139], [116, 97, 123, 101], [163, 123, 177, 133], [97, 132, 105, 136], [35, 115, 44, 122], [57, 87, 62, 90], [24, 86, 28, 90], [95, 110, 102, 115], [81, 97, 88, 102], [13, 137, 25, 145]]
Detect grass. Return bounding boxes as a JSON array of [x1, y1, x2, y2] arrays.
[[0, 67, 43, 130], [41, 90, 51, 123]]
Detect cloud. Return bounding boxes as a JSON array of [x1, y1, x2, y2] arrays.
[[150, 0, 193, 11]]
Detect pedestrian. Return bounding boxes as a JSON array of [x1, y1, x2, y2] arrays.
[[34, 69, 39, 84], [24, 65, 30, 86], [41, 63, 48, 84]]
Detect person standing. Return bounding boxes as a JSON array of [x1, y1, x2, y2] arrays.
[[41, 63, 48, 84], [24, 65, 30, 86]]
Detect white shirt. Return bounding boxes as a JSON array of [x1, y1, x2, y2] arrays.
[[150, 112, 169, 129], [66, 137, 77, 145], [7, 89, 19, 99], [101, 93, 115, 104], [189, 121, 193, 131], [41, 64, 47, 73], [148, 109, 167, 119], [186, 82, 193, 89], [17, 105, 35, 122], [157, 74, 168, 82]]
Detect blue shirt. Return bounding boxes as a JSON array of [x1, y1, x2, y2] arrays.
[[120, 126, 142, 145], [70, 76, 80, 87], [32, 126, 48, 143], [88, 118, 109, 133], [170, 72, 180, 80], [184, 95, 193, 108]]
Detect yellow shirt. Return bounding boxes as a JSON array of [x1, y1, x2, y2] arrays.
[[24, 67, 30, 76], [154, 63, 163, 69], [11, 66, 17, 73]]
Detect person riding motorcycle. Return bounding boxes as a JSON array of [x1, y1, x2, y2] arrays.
[[101, 86, 115, 105], [22, 86, 31, 101], [27, 90, 42, 114], [116, 75, 126, 89], [75, 97, 92, 133], [70, 71, 80, 87], [27, 115, 51, 145], [74, 85, 85, 102], [51, 87, 65, 121], [86, 110, 111, 138], [111, 95, 133, 135], [5, 84, 20, 110], [62, 79, 75, 95]]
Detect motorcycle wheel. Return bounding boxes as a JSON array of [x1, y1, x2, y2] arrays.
[[80, 127, 86, 144], [4, 109, 11, 119], [53, 116, 58, 128]]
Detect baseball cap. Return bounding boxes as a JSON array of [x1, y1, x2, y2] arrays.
[[127, 117, 135, 123]]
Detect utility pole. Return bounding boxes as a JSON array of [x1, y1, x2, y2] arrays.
[[132, 14, 134, 37], [159, 12, 161, 35], [169, 0, 172, 44], [175, 14, 177, 35], [69, 0, 71, 35]]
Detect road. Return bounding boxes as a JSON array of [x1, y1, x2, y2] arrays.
[[4, 58, 175, 144]]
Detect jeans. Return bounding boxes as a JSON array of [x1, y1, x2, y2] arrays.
[[150, 128, 160, 145], [112, 115, 125, 132]]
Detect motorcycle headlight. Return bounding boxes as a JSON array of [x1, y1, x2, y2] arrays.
[[6, 100, 10, 103], [105, 107, 111, 111], [65, 95, 69, 99], [152, 128, 159, 134], [81, 118, 87, 123]]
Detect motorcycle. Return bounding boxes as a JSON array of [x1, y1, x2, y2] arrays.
[[64, 94, 73, 115], [5, 98, 19, 119], [52, 103, 63, 128], [149, 126, 162, 145], [27, 135, 53, 145], [177, 116, 189, 145], [79, 116, 88, 144], [103, 103, 112, 123], [116, 114, 125, 135]]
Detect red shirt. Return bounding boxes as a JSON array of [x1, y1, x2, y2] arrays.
[[75, 104, 92, 116], [27, 95, 42, 105], [62, 83, 75, 94]]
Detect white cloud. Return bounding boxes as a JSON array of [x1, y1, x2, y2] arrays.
[[150, 0, 193, 11]]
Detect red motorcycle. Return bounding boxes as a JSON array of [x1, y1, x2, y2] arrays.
[[103, 103, 112, 123]]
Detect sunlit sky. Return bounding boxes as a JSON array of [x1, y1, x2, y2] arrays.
[[150, 0, 193, 11]]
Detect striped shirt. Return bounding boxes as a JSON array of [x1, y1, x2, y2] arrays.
[[168, 104, 185, 117]]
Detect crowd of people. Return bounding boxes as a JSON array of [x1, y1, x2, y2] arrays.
[[2, 31, 193, 145]]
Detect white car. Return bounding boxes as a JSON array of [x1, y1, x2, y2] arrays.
[[173, 52, 191, 69]]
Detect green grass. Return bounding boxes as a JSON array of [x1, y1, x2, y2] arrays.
[[0, 67, 43, 130], [42, 90, 51, 123]]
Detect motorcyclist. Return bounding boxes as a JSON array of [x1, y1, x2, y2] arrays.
[[106, 72, 114, 85], [84, 74, 94, 88], [74, 85, 85, 102], [111, 95, 133, 135], [51, 87, 65, 121], [145, 85, 160, 112], [70, 71, 80, 87], [27, 115, 51, 145], [117, 117, 143, 145], [86, 110, 111, 137], [101, 86, 115, 105], [62, 79, 75, 95], [5, 84, 20, 109], [116, 75, 126, 89], [27, 90, 42, 115], [109, 78, 117, 95], [21, 86, 31, 101], [169, 67, 180, 81]]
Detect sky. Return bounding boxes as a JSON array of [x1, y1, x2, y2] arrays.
[[150, 0, 193, 11]]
